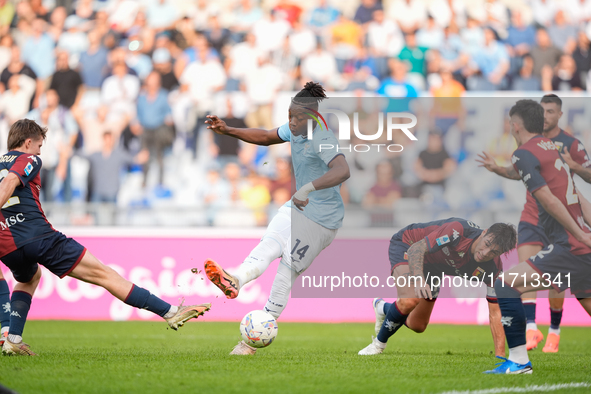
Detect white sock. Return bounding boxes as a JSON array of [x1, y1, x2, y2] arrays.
[[377, 300, 386, 315], [548, 327, 561, 336], [526, 322, 538, 331], [374, 337, 386, 348], [163, 306, 178, 319], [264, 259, 297, 319], [233, 237, 282, 288], [8, 334, 22, 344], [508, 344, 529, 365], [1, 327, 8, 335]]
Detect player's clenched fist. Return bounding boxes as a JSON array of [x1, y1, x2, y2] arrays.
[[205, 115, 228, 135]]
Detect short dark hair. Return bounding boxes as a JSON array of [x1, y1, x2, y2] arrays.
[[7, 119, 47, 151], [509, 99, 544, 134], [540, 93, 562, 109], [487, 223, 517, 255]]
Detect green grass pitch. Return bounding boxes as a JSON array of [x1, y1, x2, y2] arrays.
[[1, 321, 590, 393]]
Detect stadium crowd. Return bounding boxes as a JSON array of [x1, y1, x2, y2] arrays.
[[0, 0, 590, 226]]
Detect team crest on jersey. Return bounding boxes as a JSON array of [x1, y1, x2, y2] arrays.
[[403, 252, 408, 260], [458, 251, 465, 258], [472, 267, 485, 279], [24, 162, 33, 176], [27, 155, 38, 164], [452, 229, 460, 241], [436, 235, 450, 246], [553, 141, 563, 152]]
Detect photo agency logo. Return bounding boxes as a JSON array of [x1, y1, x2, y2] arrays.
[[305, 106, 418, 153]]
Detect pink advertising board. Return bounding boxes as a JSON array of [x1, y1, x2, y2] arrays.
[[1, 230, 590, 326]]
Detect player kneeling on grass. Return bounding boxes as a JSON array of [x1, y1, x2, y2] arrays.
[[0, 119, 210, 356], [483, 100, 591, 374], [358, 218, 516, 359]]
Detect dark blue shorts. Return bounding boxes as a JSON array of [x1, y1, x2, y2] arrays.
[[389, 234, 411, 273], [517, 221, 549, 248], [1, 232, 86, 283], [525, 243, 591, 298]]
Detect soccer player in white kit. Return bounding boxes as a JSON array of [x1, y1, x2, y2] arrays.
[[203, 82, 350, 354]]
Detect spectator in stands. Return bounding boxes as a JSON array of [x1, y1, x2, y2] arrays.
[[78, 29, 109, 89], [253, 10, 291, 54], [87, 131, 147, 203], [512, 55, 542, 91], [367, 9, 403, 79], [147, 0, 179, 33], [224, 162, 247, 205], [205, 15, 231, 63], [269, 156, 293, 199], [398, 31, 429, 80], [548, 10, 577, 52], [49, 50, 84, 109], [354, 0, 382, 25], [301, 41, 338, 87], [289, 19, 316, 60], [415, 130, 456, 196], [330, 12, 363, 72], [562, 0, 591, 27], [467, 27, 510, 90], [101, 61, 140, 120], [212, 97, 246, 168], [573, 31, 591, 88], [388, 0, 427, 35], [0, 74, 36, 124], [229, 0, 263, 40], [26, 89, 78, 202], [77, 105, 128, 156], [244, 55, 282, 130], [47, 6, 66, 42], [0, 35, 11, 73], [152, 48, 178, 92], [461, 17, 485, 56], [224, 32, 260, 91], [0, 0, 15, 36], [546, 54, 583, 91], [530, 28, 562, 78], [136, 71, 173, 188], [530, 0, 558, 28], [363, 160, 402, 209], [29, 0, 49, 20], [430, 66, 465, 135], [505, 10, 536, 59], [377, 58, 418, 100], [273, 0, 303, 27], [416, 15, 445, 50], [57, 15, 89, 64], [241, 171, 271, 226], [21, 18, 55, 79], [308, 0, 339, 34], [1, 44, 41, 109], [199, 164, 231, 226]]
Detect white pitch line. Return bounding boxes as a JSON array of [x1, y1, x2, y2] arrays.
[[439, 382, 590, 394]]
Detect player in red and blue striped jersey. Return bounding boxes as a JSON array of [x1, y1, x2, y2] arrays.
[[484, 100, 591, 374], [478, 94, 591, 353], [358, 218, 516, 356], [0, 120, 211, 356]]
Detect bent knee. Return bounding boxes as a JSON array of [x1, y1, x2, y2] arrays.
[[397, 298, 421, 313]]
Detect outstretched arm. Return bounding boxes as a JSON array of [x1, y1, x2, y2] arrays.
[[476, 152, 520, 180], [487, 301, 506, 357], [561, 148, 591, 184], [205, 115, 285, 146], [533, 186, 591, 247]]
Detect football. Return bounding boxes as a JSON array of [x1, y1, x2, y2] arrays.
[[240, 310, 278, 348]]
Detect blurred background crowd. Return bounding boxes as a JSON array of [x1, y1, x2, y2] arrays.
[[0, 0, 591, 227]]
